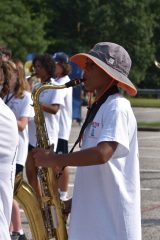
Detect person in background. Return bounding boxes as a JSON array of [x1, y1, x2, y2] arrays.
[[53, 52, 72, 201], [14, 59, 31, 92], [0, 46, 12, 90], [0, 60, 33, 240], [0, 51, 4, 90], [25, 53, 66, 198], [33, 42, 141, 240], [0, 51, 19, 240], [69, 61, 83, 125], [24, 60, 41, 91], [0, 45, 12, 61]]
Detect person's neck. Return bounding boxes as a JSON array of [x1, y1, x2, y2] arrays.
[[41, 76, 50, 83], [95, 81, 115, 102], [9, 86, 15, 93]]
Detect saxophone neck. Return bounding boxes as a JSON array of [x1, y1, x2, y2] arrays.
[[65, 78, 84, 88]]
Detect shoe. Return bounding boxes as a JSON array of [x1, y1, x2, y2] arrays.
[[18, 234, 27, 240], [11, 232, 27, 240], [62, 198, 72, 215]]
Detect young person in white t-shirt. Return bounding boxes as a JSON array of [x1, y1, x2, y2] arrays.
[[0, 60, 32, 240], [26, 53, 66, 197], [0, 99, 18, 240], [33, 42, 141, 240], [53, 52, 73, 201], [0, 53, 18, 240]]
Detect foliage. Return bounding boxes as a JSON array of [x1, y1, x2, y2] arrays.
[[138, 122, 160, 129], [41, 0, 156, 88], [128, 97, 160, 107], [0, 0, 160, 89], [0, 0, 48, 61]]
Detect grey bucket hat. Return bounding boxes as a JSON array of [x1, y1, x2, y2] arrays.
[[70, 42, 137, 96]]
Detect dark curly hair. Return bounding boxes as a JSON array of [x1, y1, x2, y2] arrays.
[[33, 53, 55, 78]]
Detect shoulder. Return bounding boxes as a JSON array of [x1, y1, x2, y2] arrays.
[[23, 90, 31, 97], [105, 93, 131, 111], [0, 98, 19, 146], [56, 75, 71, 85], [50, 78, 56, 84], [22, 91, 32, 100], [0, 98, 17, 124]]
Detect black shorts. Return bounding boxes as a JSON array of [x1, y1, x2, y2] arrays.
[[28, 143, 35, 151], [56, 139, 68, 154], [16, 164, 24, 176]]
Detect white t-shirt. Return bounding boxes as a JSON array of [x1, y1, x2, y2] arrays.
[[4, 91, 33, 166], [28, 79, 66, 150], [0, 98, 18, 239], [55, 75, 73, 141], [69, 94, 141, 240]]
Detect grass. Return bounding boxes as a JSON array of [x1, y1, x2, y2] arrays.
[[126, 97, 160, 129], [127, 97, 160, 108], [138, 121, 160, 129]]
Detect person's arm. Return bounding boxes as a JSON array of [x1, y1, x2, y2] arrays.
[[41, 103, 60, 114], [17, 117, 28, 131], [33, 141, 118, 169]]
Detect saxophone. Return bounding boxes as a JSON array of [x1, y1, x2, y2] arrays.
[[14, 79, 82, 240]]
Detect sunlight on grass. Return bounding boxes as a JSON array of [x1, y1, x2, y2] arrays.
[[127, 97, 160, 107], [138, 122, 160, 128], [126, 97, 160, 129]]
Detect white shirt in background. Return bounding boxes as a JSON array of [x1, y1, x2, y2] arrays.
[[28, 78, 66, 151], [55, 75, 73, 141], [4, 91, 33, 166]]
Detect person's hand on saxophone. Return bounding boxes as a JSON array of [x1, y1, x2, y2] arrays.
[[33, 148, 61, 172]]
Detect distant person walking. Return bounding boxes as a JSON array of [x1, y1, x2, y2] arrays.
[[53, 52, 72, 201]]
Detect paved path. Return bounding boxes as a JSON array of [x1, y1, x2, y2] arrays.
[[20, 107, 160, 239]]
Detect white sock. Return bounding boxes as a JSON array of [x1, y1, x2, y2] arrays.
[[18, 229, 24, 235], [60, 191, 68, 200]]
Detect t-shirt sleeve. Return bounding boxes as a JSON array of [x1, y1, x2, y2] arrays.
[[50, 89, 66, 107], [97, 109, 129, 158], [20, 93, 33, 118]]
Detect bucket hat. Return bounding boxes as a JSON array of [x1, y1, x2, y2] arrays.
[[70, 42, 137, 96]]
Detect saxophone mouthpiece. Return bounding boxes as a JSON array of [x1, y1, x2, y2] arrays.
[[65, 72, 84, 88]]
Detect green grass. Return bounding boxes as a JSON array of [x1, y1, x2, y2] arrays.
[[126, 97, 160, 129], [138, 121, 160, 128], [127, 97, 160, 107]]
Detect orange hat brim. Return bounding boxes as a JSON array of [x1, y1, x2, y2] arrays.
[[70, 53, 137, 96]]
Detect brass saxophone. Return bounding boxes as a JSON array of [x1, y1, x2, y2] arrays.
[[14, 79, 83, 240]]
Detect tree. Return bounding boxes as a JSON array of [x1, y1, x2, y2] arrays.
[[144, 0, 160, 89], [41, 0, 155, 88], [0, 0, 48, 61], [1, 0, 160, 88]]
